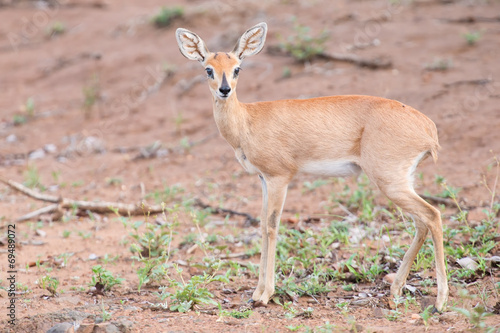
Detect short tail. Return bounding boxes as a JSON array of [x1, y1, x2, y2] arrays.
[[430, 142, 440, 163]]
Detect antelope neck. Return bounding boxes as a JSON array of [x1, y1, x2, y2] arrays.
[[212, 92, 248, 149]]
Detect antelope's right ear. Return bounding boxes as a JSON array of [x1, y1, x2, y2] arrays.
[[175, 28, 209, 63]]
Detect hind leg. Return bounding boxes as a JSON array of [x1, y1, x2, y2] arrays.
[[382, 186, 448, 311]]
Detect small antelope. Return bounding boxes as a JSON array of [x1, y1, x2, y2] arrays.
[[176, 22, 448, 311]]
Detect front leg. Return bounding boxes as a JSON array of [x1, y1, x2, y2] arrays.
[[252, 175, 269, 301], [253, 176, 288, 304]]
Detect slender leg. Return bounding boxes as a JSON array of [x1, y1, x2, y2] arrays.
[[252, 175, 269, 301], [257, 177, 288, 303], [386, 190, 449, 311], [391, 220, 428, 297], [428, 211, 448, 311]]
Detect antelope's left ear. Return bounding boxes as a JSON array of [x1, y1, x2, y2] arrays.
[[232, 22, 267, 60]]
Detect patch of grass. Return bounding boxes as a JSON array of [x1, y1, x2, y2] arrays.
[[280, 18, 329, 62], [302, 179, 329, 193], [38, 274, 60, 295], [24, 164, 46, 191], [47, 21, 66, 37], [146, 184, 184, 204], [82, 74, 100, 118], [424, 57, 453, 71], [129, 219, 174, 258], [463, 31, 481, 45], [89, 265, 124, 292], [220, 306, 253, 319], [151, 6, 183, 28], [155, 264, 229, 312]]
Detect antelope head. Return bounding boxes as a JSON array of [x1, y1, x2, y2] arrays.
[[175, 22, 268, 100]]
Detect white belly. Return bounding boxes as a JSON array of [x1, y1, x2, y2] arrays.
[[300, 160, 361, 177]]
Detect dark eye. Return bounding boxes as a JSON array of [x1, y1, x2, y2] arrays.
[[234, 67, 240, 78], [205, 67, 214, 79]]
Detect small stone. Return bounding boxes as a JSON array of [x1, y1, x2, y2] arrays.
[[440, 311, 459, 323], [6, 134, 17, 143], [76, 323, 94, 333], [114, 319, 134, 333], [44, 144, 57, 153], [36, 229, 47, 237], [29, 148, 46, 159], [0, 289, 8, 298], [411, 313, 421, 320], [372, 307, 388, 318], [88, 253, 98, 260], [383, 273, 396, 284], [46, 322, 75, 333], [405, 284, 416, 293], [457, 257, 478, 270]]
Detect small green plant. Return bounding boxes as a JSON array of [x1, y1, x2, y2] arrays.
[[151, 6, 183, 28], [82, 74, 100, 118], [77, 230, 92, 239], [463, 31, 481, 45], [89, 265, 124, 291], [62, 230, 71, 238], [453, 305, 494, 332], [39, 274, 60, 295], [129, 220, 173, 257], [280, 19, 329, 62], [47, 21, 66, 37], [146, 184, 184, 204], [13, 114, 27, 126], [419, 304, 435, 328], [16, 282, 32, 294], [24, 164, 45, 190], [302, 179, 328, 193], [24, 97, 35, 117], [133, 252, 170, 292], [156, 264, 229, 312], [424, 58, 453, 71], [221, 307, 253, 319], [101, 302, 112, 322]]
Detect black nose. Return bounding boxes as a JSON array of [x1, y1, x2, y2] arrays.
[[219, 86, 231, 95]]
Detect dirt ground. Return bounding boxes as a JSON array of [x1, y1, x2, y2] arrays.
[[1, 0, 500, 332]]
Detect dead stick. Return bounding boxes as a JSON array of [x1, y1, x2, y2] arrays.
[[16, 204, 59, 222], [318, 52, 392, 69], [0, 177, 164, 216], [0, 178, 61, 203]]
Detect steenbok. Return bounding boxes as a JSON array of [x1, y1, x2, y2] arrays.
[[175, 22, 448, 311]]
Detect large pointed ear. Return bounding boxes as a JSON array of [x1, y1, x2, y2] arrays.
[[176, 28, 209, 63], [232, 22, 267, 60]]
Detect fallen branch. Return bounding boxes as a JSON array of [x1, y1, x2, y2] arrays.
[[16, 204, 60, 222], [444, 78, 493, 88], [440, 16, 500, 24], [1, 178, 259, 224], [318, 52, 392, 69], [0, 177, 164, 219]]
